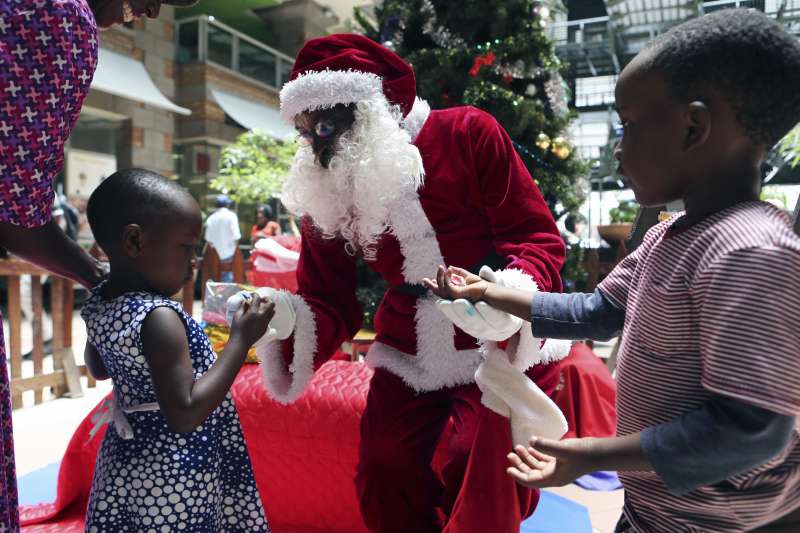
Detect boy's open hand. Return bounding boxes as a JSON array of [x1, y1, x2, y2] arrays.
[[507, 437, 597, 489], [422, 265, 490, 303], [230, 293, 275, 347]]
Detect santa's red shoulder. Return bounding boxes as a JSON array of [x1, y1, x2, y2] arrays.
[[419, 106, 505, 142]]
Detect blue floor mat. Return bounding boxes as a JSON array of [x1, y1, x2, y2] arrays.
[[17, 461, 59, 506], [17, 461, 593, 533], [522, 490, 593, 533]]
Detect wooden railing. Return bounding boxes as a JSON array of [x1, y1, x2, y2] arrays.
[[200, 246, 245, 289], [0, 258, 86, 409]]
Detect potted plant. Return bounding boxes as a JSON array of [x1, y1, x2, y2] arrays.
[[598, 200, 637, 247]]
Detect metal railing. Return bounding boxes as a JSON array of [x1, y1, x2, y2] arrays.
[[548, 0, 790, 48], [175, 15, 294, 91], [546, 15, 610, 47]]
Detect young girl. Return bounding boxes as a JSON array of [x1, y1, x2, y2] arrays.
[[81, 168, 271, 532]]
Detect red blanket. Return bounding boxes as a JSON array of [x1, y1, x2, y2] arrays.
[[20, 345, 615, 532]]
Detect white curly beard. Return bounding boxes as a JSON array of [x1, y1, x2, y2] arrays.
[[281, 96, 425, 260]]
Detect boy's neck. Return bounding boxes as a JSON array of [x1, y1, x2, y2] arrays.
[[681, 162, 761, 224]]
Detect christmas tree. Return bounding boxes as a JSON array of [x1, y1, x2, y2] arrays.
[[356, 0, 587, 218]]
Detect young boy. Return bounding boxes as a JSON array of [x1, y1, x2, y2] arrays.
[[424, 10, 800, 532]]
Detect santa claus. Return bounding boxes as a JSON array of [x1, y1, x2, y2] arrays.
[[230, 34, 571, 532]]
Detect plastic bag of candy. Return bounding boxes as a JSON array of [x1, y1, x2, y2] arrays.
[[204, 323, 259, 363], [202, 281, 254, 326]]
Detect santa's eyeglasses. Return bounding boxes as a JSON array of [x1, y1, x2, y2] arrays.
[[295, 119, 337, 146]]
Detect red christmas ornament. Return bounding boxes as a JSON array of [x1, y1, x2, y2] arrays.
[[468, 51, 497, 77], [502, 73, 513, 84]]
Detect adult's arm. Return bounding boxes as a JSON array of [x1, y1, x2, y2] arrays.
[[257, 217, 362, 404], [0, 219, 103, 288]]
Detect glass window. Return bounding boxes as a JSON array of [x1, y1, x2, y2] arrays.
[[68, 114, 123, 155], [239, 40, 277, 87], [177, 20, 199, 64], [575, 75, 617, 108], [207, 24, 234, 69], [279, 59, 293, 87]]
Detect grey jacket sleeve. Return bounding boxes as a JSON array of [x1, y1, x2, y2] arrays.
[[530, 289, 625, 341], [641, 395, 796, 495]]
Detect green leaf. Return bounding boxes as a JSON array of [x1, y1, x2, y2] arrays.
[[212, 130, 296, 206]]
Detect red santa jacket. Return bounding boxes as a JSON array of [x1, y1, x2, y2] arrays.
[[261, 101, 566, 403]]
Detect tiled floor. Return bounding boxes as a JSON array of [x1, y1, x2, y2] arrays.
[[549, 485, 623, 533]]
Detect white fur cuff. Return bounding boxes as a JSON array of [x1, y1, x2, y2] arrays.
[[484, 269, 571, 371], [280, 69, 385, 122], [258, 293, 317, 404]]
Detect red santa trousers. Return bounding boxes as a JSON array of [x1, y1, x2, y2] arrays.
[[355, 363, 557, 533]]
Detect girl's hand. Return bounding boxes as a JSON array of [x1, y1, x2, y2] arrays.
[[230, 293, 275, 346], [422, 265, 492, 303], [506, 437, 598, 488]]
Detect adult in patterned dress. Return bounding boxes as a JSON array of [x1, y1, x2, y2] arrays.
[[0, 1, 197, 529]]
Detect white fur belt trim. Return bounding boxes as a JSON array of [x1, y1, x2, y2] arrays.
[[280, 69, 385, 122], [89, 394, 159, 441], [365, 340, 484, 392]]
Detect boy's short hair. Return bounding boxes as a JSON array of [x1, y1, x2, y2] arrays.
[[87, 168, 193, 252], [642, 9, 800, 146]]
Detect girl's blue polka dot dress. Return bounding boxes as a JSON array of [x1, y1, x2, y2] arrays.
[[81, 285, 269, 532]]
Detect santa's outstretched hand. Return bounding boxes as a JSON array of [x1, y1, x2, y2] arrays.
[[422, 265, 524, 341], [226, 288, 297, 348]]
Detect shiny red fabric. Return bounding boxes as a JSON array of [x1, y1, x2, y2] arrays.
[[538, 343, 617, 439]]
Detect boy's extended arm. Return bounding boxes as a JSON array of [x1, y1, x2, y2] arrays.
[[482, 286, 625, 341], [511, 395, 794, 493]]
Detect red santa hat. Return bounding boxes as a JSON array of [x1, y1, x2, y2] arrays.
[[280, 34, 417, 123]]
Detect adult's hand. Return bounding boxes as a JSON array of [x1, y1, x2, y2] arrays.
[[0, 219, 105, 288]]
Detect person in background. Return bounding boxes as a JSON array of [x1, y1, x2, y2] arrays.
[[251, 204, 282, 245], [0, 0, 199, 529], [204, 194, 241, 282]]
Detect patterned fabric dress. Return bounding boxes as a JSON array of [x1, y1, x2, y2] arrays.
[[0, 1, 98, 529], [81, 287, 268, 532]]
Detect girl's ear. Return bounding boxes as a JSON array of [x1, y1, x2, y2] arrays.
[[122, 224, 146, 257]]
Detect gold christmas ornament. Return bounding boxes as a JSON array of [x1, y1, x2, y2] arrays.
[[551, 136, 572, 159], [535, 132, 551, 151]]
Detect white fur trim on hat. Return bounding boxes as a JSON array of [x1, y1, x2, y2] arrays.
[[257, 293, 317, 404], [280, 69, 385, 122]]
